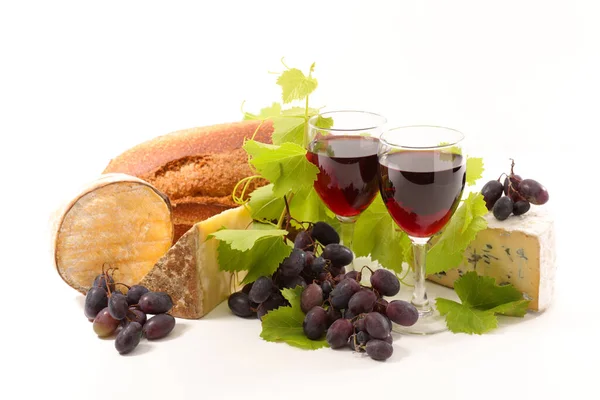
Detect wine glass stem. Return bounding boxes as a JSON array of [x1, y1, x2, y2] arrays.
[[338, 216, 357, 272], [411, 237, 432, 314]]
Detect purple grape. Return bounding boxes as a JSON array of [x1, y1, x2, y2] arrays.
[[311, 222, 340, 245], [366, 339, 393, 361], [326, 306, 342, 328], [365, 312, 391, 340], [373, 298, 389, 314], [493, 196, 513, 221], [354, 317, 366, 332], [84, 287, 108, 319], [302, 251, 315, 275], [257, 293, 288, 319], [357, 330, 371, 345], [115, 321, 142, 355], [311, 256, 327, 274], [294, 231, 315, 252], [280, 249, 306, 277], [93, 307, 120, 337], [370, 269, 400, 297], [386, 300, 419, 327], [303, 306, 328, 340], [228, 292, 255, 318], [348, 290, 378, 315], [326, 318, 353, 348], [329, 278, 361, 309], [518, 179, 549, 205], [127, 308, 147, 326], [322, 244, 353, 267], [241, 282, 253, 295], [143, 314, 176, 340], [301, 283, 324, 313], [321, 280, 333, 297], [108, 293, 128, 320], [513, 200, 531, 216], [481, 180, 503, 210], [248, 276, 273, 304], [138, 292, 173, 314], [126, 285, 149, 306], [344, 309, 357, 320], [92, 273, 115, 292], [280, 274, 307, 289]]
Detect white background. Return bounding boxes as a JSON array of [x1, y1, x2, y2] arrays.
[[1, 1, 599, 399]]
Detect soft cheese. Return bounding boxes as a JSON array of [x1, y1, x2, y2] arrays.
[[140, 206, 252, 319], [428, 207, 556, 311]]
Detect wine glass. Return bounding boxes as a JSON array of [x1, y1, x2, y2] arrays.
[[377, 126, 466, 334], [306, 110, 387, 271]]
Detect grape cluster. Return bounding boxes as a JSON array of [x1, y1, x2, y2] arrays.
[[84, 267, 176, 355], [481, 159, 549, 221], [227, 221, 418, 361]]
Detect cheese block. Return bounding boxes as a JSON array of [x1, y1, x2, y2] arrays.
[[139, 206, 252, 319], [52, 174, 174, 294], [428, 207, 556, 311]]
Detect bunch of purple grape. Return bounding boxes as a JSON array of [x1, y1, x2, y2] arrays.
[[227, 221, 418, 361], [481, 159, 549, 221], [83, 268, 176, 355]]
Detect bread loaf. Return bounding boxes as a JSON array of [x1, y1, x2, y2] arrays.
[[103, 120, 274, 242]]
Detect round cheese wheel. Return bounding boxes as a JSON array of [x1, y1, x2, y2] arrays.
[[52, 173, 174, 294]]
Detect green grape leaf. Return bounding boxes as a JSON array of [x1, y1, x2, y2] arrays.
[[208, 228, 287, 251], [272, 117, 305, 146], [281, 107, 320, 117], [436, 271, 531, 334], [354, 196, 411, 274], [277, 68, 318, 104], [426, 192, 488, 274], [243, 102, 282, 120], [288, 186, 330, 225], [243, 140, 319, 197], [214, 235, 292, 284], [466, 157, 484, 186], [436, 299, 498, 335], [454, 271, 525, 309], [488, 300, 530, 317], [247, 184, 285, 222], [260, 286, 329, 350], [313, 115, 334, 129]]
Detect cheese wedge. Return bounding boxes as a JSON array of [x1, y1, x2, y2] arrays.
[[428, 207, 556, 311], [140, 206, 252, 319], [52, 174, 174, 294]]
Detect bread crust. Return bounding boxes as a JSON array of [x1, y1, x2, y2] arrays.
[[103, 120, 274, 241]]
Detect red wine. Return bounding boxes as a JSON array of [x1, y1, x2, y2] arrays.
[[379, 151, 466, 237], [307, 136, 380, 217]]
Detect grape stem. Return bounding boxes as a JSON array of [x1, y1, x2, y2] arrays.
[[114, 282, 131, 290]]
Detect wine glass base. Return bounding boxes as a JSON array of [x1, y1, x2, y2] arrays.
[[392, 306, 448, 335]]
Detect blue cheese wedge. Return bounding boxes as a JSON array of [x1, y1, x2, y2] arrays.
[[428, 207, 556, 311]]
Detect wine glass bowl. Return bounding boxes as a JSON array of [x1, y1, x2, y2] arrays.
[[306, 110, 387, 270], [378, 125, 466, 334]]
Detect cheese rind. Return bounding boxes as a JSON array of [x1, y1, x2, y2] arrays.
[[428, 207, 556, 311], [140, 206, 252, 319], [52, 174, 174, 294]]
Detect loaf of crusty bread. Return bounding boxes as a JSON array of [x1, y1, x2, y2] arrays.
[[103, 120, 274, 241]]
